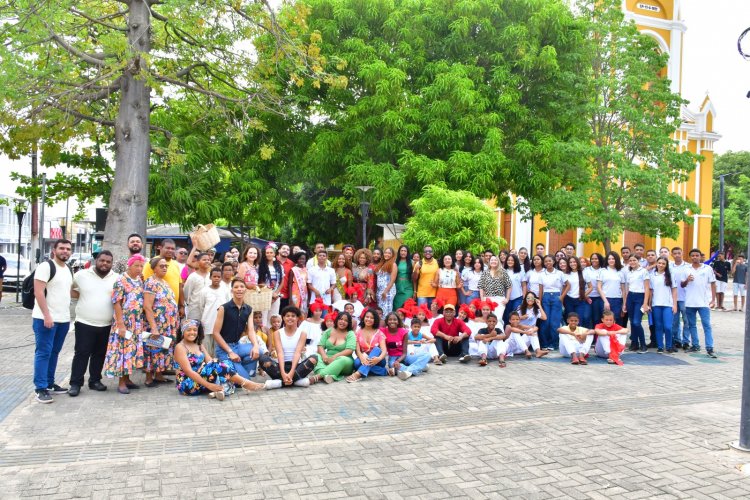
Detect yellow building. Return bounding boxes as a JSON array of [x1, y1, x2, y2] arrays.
[[497, 0, 721, 256]]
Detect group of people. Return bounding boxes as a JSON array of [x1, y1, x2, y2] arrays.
[[29, 235, 743, 403]]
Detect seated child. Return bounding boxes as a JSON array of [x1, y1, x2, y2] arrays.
[[506, 311, 548, 359], [469, 313, 510, 367], [557, 312, 593, 365], [594, 310, 629, 365]]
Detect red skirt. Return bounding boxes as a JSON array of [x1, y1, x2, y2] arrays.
[[435, 288, 458, 306]]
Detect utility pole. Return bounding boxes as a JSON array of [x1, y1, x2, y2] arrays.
[[29, 148, 39, 270], [38, 174, 47, 260]]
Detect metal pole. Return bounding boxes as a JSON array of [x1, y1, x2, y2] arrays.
[[361, 201, 370, 249], [38, 173, 46, 261], [733, 214, 750, 452], [719, 175, 725, 254], [15, 210, 25, 303], [30, 149, 38, 271]]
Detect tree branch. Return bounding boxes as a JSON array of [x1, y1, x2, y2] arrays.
[[70, 8, 129, 32], [48, 30, 106, 66], [47, 102, 172, 139], [152, 74, 245, 103]]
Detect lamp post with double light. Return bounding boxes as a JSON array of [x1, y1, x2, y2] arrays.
[[355, 186, 374, 249], [14, 202, 27, 303]]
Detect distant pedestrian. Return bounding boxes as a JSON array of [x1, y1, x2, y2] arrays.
[[32, 239, 74, 403], [732, 255, 747, 312], [710, 252, 731, 311], [68, 251, 118, 397], [0, 253, 6, 302]]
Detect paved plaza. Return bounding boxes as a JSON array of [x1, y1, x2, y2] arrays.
[[0, 299, 749, 499]]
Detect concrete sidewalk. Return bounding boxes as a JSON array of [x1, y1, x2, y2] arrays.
[[0, 301, 748, 498]]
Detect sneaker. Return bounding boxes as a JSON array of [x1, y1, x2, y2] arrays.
[[458, 355, 470, 363], [293, 378, 310, 387], [421, 365, 429, 373], [397, 370, 412, 381], [690, 346, 700, 353], [264, 379, 282, 390], [48, 384, 68, 394], [439, 354, 448, 363], [706, 349, 717, 359], [628, 345, 639, 352], [35, 390, 53, 404], [323, 375, 335, 384], [673, 341, 682, 349], [657, 348, 664, 353], [639, 347, 648, 354]]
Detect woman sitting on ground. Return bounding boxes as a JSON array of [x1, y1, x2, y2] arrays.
[[259, 306, 317, 389], [174, 320, 265, 400], [309, 311, 356, 384], [381, 312, 431, 380], [507, 293, 548, 359], [346, 308, 388, 382]]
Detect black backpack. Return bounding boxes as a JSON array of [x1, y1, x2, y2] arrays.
[[21, 259, 73, 310]]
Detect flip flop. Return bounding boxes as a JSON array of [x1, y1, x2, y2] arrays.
[[498, 360, 506, 368]]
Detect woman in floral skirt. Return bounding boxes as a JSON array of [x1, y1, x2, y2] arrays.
[[104, 254, 146, 394], [143, 257, 179, 387]]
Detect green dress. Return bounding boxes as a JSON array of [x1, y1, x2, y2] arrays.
[[393, 260, 414, 310], [314, 329, 356, 381]]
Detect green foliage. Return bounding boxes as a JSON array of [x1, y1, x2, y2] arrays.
[[527, 0, 699, 253], [711, 151, 750, 253], [402, 186, 502, 256]]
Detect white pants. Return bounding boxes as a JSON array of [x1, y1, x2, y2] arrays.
[[261, 297, 281, 328], [595, 334, 628, 358], [469, 339, 508, 359], [559, 334, 594, 357], [509, 332, 540, 354], [487, 296, 506, 327], [408, 343, 439, 358]]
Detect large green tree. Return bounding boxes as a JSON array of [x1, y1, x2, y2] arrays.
[[285, 0, 590, 244], [0, 0, 319, 259], [711, 151, 750, 254], [401, 186, 502, 257], [528, 0, 699, 254]]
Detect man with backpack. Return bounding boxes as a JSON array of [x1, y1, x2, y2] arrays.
[[31, 239, 74, 403]]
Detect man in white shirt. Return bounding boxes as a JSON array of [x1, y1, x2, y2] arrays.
[[183, 252, 212, 321], [195, 267, 232, 356], [32, 239, 74, 404], [680, 248, 717, 357], [669, 247, 691, 350], [68, 251, 119, 396], [307, 249, 336, 308], [306, 243, 331, 270]]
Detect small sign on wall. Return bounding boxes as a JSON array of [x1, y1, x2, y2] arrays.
[[637, 3, 661, 12]]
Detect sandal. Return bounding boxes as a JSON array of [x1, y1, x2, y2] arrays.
[[346, 374, 362, 383], [525, 351, 532, 360], [578, 357, 588, 365], [478, 358, 487, 367], [209, 391, 225, 401], [155, 378, 173, 384], [571, 357, 579, 365], [308, 374, 322, 385], [498, 360, 506, 368], [144, 380, 159, 388], [323, 375, 335, 384]]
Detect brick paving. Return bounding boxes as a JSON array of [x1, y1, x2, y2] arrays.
[[0, 298, 748, 498]]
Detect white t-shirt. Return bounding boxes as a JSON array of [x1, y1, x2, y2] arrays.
[[307, 265, 336, 305], [682, 264, 716, 308], [625, 267, 650, 293], [525, 269, 544, 296], [72, 268, 119, 327], [583, 267, 601, 298], [563, 272, 582, 299], [669, 261, 690, 302], [32, 260, 73, 323], [540, 269, 564, 293], [649, 271, 677, 307], [598, 267, 625, 298], [518, 308, 541, 327], [198, 285, 232, 336], [183, 271, 210, 320], [299, 319, 323, 357], [506, 269, 526, 300], [460, 269, 482, 292]]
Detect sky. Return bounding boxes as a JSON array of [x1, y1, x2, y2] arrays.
[[0, 0, 748, 219]]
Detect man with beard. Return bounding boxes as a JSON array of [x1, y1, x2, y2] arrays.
[[143, 238, 182, 315], [277, 244, 295, 310], [68, 251, 118, 397], [112, 233, 144, 274], [32, 239, 74, 403]]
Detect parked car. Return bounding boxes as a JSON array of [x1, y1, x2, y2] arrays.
[[70, 253, 93, 272], [1, 253, 30, 288]]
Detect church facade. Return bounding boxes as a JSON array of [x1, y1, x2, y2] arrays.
[[495, 0, 720, 256]]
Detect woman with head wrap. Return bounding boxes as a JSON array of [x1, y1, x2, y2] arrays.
[[174, 320, 265, 400], [104, 254, 146, 394]]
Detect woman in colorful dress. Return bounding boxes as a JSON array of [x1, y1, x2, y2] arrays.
[[143, 257, 179, 387], [376, 247, 398, 315], [393, 245, 414, 310], [433, 254, 462, 307], [352, 248, 376, 306], [237, 243, 260, 289], [309, 311, 356, 384], [332, 253, 353, 303], [104, 255, 146, 394], [382, 312, 430, 380], [288, 251, 309, 310], [346, 308, 388, 382], [174, 320, 264, 400]]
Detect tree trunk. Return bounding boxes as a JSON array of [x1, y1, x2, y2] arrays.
[[102, 1, 151, 261], [603, 238, 611, 256]]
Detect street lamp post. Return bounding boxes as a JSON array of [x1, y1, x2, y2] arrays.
[[732, 214, 750, 452], [718, 172, 739, 255], [15, 204, 27, 303], [355, 186, 374, 249]]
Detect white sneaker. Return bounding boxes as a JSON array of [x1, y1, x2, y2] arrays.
[[293, 378, 310, 387], [397, 371, 412, 381], [264, 379, 282, 390], [421, 365, 429, 373]]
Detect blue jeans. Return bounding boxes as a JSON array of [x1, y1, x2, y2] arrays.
[[460, 290, 480, 305], [215, 341, 259, 379], [652, 306, 674, 350], [685, 307, 713, 350], [605, 297, 623, 327], [563, 296, 590, 328], [417, 297, 434, 308], [626, 292, 645, 348], [354, 347, 388, 377], [388, 352, 431, 375], [541, 292, 562, 349], [33, 319, 70, 391], [671, 301, 688, 346], [503, 297, 523, 327], [590, 297, 604, 328]]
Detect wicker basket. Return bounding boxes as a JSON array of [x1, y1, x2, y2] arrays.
[[190, 224, 221, 251], [244, 286, 273, 312]]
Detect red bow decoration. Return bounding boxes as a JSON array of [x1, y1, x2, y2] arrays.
[[327, 309, 339, 323], [397, 307, 413, 318], [608, 334, 625, 366], [402, 298, 417, 310], [346, 283, 365, 300], [309, 297, 327, 313], [470, 298, 484, 311], [433, 298, 446, 309], [484, 298, 498, 310], [458, 304, 475, 320], [418, 304, 433, 319]]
